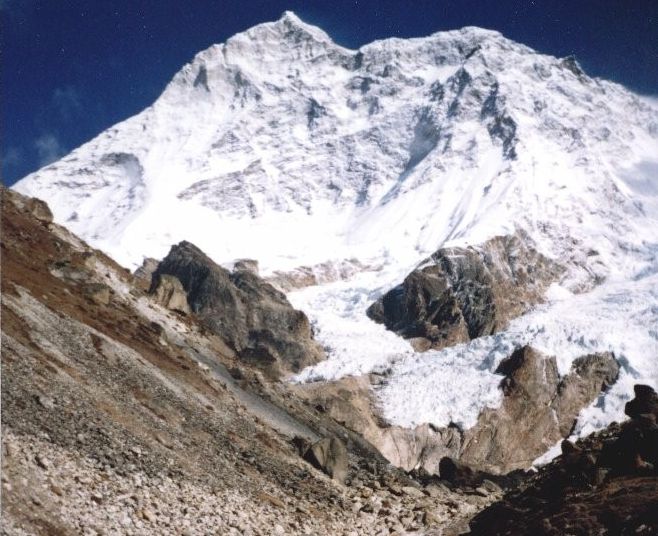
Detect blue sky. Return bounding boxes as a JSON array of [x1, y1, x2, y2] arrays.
[[2, 0, 657, 185]]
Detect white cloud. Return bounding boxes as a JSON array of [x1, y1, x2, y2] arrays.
[[34, 133, 65, 166], [52, 86, 83, 119]]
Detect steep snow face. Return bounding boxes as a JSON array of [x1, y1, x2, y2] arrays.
[[14, 12, 658, 449], [16, 12, 657, 275]]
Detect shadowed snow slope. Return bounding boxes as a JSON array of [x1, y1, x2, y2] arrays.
[[14, 12, 658, 455]]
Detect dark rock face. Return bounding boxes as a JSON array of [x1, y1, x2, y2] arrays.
[[367, 233, 563, 351], [469, 385, 658, 535], [438, 457, 478, 487], [480, 81, 518, 160], [151, 241, 324, 376], [625, 384, 658, 420], [302, 437, 349, 484], [459, 346, 619, 473], [193, 65, 210, 92]]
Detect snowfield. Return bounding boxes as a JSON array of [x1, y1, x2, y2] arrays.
[[14, 12, 658, 460]]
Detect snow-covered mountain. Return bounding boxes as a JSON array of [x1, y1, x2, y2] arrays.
[[14, 12, 658, 457]]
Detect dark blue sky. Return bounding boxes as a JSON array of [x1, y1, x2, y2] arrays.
[[2, 0, 657, 186]]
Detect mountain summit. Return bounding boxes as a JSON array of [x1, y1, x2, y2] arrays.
[[13, 13, 658, 456]]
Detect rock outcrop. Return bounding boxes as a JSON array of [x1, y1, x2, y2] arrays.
[[150, 241, 324, 377], [367, 234, 563, 350], [469, 384, 658, 535], [150, 274, 191, 314], [25, 197, 54, 224], [301, 437, 349, 484], [458, 346, 619, 473], [624, 383, 658, 420], [83, 283, 112, 306]]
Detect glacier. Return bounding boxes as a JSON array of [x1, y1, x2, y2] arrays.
[[13, 12, 658, 457]]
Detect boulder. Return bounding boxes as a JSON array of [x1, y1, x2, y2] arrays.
[[302, 437, 348, 484], [367, 233, 563, 350], [150, 241, 324, 376], [292, 435, 312, 456], [438, 457, 477, 486], [603, 385, 658, 473], [25, 197, 54, 224], [625, 384, 658, 420], [150, 274, 191, 315]]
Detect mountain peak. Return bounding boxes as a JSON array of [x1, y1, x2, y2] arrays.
[[455, 25, 503, 38], [267, 10, 335, 45], [279, 10, 304, 25]]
